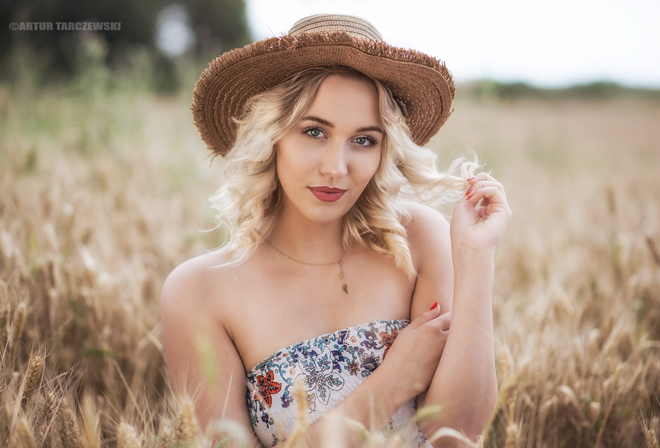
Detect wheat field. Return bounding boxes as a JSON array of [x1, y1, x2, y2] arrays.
[[1, 70, 659, 447]]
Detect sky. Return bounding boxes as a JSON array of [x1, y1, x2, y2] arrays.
[[245, 0, 660, 88]]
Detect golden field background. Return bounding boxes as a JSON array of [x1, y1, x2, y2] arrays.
[[1, 64, 659, 446]]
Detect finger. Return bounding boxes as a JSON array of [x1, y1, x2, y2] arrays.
[[466, 173, 489, 186], [423, 310, 451, 332], [466, 185, 509, 209], [465, 181, 499, 200], [408, 303, 442, 330], [436, 310, 452, 331], [466, 179, 506, 198]]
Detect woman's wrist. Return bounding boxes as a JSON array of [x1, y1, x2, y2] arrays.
[[451, 246, 496, 311], [451, 244, 496, 268], [325, 359, 412, 443], [371, 358, 416, 412]]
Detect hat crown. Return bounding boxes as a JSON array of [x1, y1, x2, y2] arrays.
[[289, 14, 383, 42]]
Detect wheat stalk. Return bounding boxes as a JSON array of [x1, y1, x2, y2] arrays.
[[20, 355, 43, 407], [173, 397, 198, 445], [10, 303, 25, 346], [0, 404, 11, 447], [117, 421, 142, 448], [647, 429, 660, 448], [427, 427, 476, 447], [285, 380, 310, 448], [11, 416, 36, 448], [57, 400, 83, 448], [81, 394, 101, 448], [504, 422, 520, 448], [0, 304, 9, 349], [156, 421, 174, 448], [9, 303, 26, 367], [36, 390, 57, 447]]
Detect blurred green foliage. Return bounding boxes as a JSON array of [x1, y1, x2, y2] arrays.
[[462, 80, 660, 102], [3, 0, 659, 100], [1, 0, 250, 92]]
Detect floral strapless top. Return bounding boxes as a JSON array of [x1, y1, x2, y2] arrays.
[[245, 319, 431, 447]]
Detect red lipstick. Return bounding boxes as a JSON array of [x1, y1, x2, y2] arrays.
[[308, 186, 346, 202]]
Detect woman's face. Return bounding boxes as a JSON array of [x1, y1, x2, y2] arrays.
[[275, 74, 383, 226]]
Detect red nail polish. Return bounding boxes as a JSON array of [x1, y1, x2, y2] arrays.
[[467, 192, 474, 200], [465, 187, 473, 197], [467, 177, 475, 182], [430, 301, 439, 310]]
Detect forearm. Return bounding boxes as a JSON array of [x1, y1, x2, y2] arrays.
[[274, 363, 410, 447], [421, 250, 498, 442]]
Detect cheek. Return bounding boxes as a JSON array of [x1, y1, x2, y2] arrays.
[[276, 147, 313, 186], [276, 147, 298, 177], [355, 151, 382, 184]]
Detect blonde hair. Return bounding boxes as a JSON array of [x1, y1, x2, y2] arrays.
[[209, 68, 478, 277]]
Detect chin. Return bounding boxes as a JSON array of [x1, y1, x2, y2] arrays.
[[304, 205, 352, 225]]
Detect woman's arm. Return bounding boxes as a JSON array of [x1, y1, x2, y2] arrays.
[[161, 259, 261, 446], [304, 308, 449, 446], [411, 174, 511, 445], [405, 202, 455, 320], [422, 250, 498, 445], [162, 257, 451, 447]]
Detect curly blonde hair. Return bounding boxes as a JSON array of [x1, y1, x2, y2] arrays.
[[209, 68, 478, 278]]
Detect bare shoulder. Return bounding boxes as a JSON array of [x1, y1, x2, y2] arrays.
[[160, 250, 233, 322], [160, 249, 238, 384], [402, 201, 453, 317], [403, 201, 451, 264], [160, 250, 255, 430], [403, 201, 450, 231]]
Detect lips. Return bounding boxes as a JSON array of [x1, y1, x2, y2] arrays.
[[308, 186, 347, 202]]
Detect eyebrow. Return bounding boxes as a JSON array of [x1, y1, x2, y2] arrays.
[[302, 116, 384, 134]]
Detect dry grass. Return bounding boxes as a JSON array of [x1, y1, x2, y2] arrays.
[[0, 77, 659, 447]]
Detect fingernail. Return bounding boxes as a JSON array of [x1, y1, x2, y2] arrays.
[[467, 192, 474, 200], [430, 301, 439, 310], [467, 177, 475, 182], [465, 187, 473, 197]]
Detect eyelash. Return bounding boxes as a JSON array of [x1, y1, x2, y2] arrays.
[[302, 127, 378, 148], [354, 136, 377, 147], [302, 127, 325, 139]]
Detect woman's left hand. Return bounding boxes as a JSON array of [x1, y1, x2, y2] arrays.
[[450, 173, 512, 257]]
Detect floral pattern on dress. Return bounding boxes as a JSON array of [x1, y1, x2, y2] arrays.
[[253, 370, 282, 408], [295, 345, 345, 411], [380, 328, 399, 359], [246, 320, 430, 447]]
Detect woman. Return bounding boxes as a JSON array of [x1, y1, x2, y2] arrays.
[[161, 14, 511, 448]]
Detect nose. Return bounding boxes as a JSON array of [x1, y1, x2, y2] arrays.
[[319, 141, 348, 179]]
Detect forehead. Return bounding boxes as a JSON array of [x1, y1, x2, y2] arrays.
[[305, 74, 381, 126]]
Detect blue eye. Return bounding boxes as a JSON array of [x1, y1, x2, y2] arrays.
[[354, 136, 377, 147], [303, 127, 324, 138]]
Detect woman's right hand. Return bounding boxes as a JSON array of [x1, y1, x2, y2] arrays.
[[381, 304, 451, 401]]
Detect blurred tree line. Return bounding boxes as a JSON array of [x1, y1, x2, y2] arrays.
[[462, 80, 660, 102], [1, 0, 251, 92]]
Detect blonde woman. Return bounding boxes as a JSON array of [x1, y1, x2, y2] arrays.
[[161, 14, 511, 448]]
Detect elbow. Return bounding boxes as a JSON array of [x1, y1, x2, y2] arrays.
[[461, 383, 499, 444], [421, 385, 498, 447]]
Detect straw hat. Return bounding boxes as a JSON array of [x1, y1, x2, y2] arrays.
[[192, 14, 455, 156]]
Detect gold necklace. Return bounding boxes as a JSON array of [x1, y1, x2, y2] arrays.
[[265, 239, 348, 294]]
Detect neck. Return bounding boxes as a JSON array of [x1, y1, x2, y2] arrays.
[[267, 207, 344, 264]]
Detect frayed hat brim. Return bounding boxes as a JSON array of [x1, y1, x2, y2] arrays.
[[193, 25, 455, 156]]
